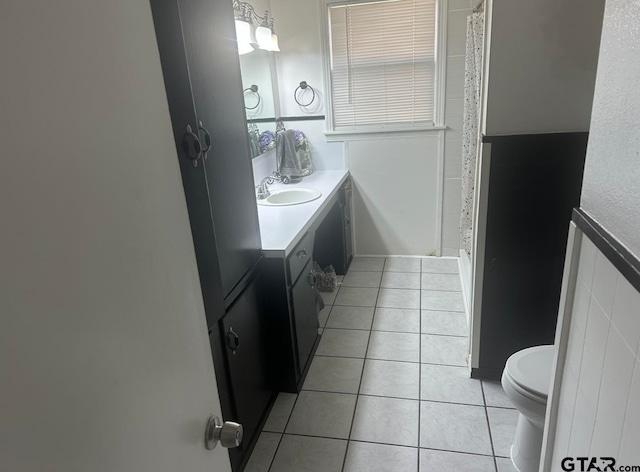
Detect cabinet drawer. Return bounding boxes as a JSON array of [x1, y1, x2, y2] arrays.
[[287, 231, 315, 284]]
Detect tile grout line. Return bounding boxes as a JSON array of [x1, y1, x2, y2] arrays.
[[277, 431, 497, 458], [340, 256, 385, 472], [294, 386, 514, 411], [342, 285, 463, 293], [270, 388, 304, 472], [265, 432, 284, 472], [311, 351, 469, 368], [480, 381, 500, 472], [325, 325, 467, 338]]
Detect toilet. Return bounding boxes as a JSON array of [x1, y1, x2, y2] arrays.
[[501, 345, 555, 472]]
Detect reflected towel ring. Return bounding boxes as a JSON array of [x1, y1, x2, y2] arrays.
[[294, 81, 316, 107], [243, 84, 261, 110]]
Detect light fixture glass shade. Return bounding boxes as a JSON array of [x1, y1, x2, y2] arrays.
[[269, 33, 280, 52], [234, 19, 252, 43], [255, 25, 272, 50], [234, 19, 255, 55], [238, 42, 255, 55]]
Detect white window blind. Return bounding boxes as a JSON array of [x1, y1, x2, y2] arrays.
[[328, 0, 437, 131]]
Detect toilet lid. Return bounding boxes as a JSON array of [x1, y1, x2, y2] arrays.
[[505, 345, 554, 398]]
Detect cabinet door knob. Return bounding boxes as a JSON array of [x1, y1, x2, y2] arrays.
[[226, 326, 240, 354], [198, 120, 212, 159], [297, 249, 308, 259], [183, 124, 203, 168]]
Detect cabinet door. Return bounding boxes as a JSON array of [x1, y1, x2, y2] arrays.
[[220, 272, 272, 467], [478, 133, 587, 378], [314, 201, 345, 274], [291, 260, 320, 377], [178, 0, 262, 300], [150, 0, 227, 326]]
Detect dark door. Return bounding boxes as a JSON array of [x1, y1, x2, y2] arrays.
[[178, 0, 262, 300], [291, 260, 320, 377], [220, 271, 272, 468]]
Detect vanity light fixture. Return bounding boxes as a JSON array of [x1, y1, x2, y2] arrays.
[[232, 0, 280, 54]]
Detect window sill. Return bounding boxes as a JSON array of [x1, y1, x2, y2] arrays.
[[324, 126, 447, 142]]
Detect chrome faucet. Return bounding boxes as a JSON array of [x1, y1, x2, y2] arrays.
[[256, 174, 282, 199]]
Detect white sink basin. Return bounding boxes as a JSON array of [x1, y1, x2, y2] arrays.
[[258, 187, 322, 206]]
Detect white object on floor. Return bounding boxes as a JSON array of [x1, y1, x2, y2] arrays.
[[501, 345, 555, 472]]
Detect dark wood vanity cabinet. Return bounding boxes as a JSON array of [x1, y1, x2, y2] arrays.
[[264, 178, 353, 392], [264, 232, 320, 392]]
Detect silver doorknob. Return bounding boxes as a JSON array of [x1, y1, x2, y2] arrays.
[[204, 416, 243, 450]]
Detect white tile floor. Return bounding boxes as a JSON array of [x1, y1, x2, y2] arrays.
[[245, 256, 519, 472]]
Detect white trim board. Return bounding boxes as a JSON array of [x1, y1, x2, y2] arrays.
[[539, 223, 581, 472]]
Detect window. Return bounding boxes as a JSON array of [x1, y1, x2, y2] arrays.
[[324, 0, 443, 134]]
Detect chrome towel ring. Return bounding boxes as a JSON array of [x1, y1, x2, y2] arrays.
[[294, 81, 316, 107], [243, 84, 261, 110]]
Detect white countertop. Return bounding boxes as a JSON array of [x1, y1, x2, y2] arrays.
[[257, 170, 350, 257]]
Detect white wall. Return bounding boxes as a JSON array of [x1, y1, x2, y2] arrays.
[[546, 0, 640, 466], [0, 1, 229, 470], [267, 0, 470, 256], [347, 135, 441, 255], [484, 0, 604, 135], [270, 0, 326, 118]]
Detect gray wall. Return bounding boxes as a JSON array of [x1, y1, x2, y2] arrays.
[[580, 0, 640, 257], [484, 0, 605, 135]]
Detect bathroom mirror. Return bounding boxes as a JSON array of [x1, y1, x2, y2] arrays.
[[239, 50, 279, 159]]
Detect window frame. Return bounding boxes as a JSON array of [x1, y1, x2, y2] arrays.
[[321, 0, 448, 140]]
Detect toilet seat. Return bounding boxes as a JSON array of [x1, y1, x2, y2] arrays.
[[504, 345, 554, 402]]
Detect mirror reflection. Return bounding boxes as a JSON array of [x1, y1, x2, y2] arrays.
[[240, 48, 277, 159]]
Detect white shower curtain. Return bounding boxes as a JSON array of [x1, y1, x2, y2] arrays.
[[460, 12, 484, 258]]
